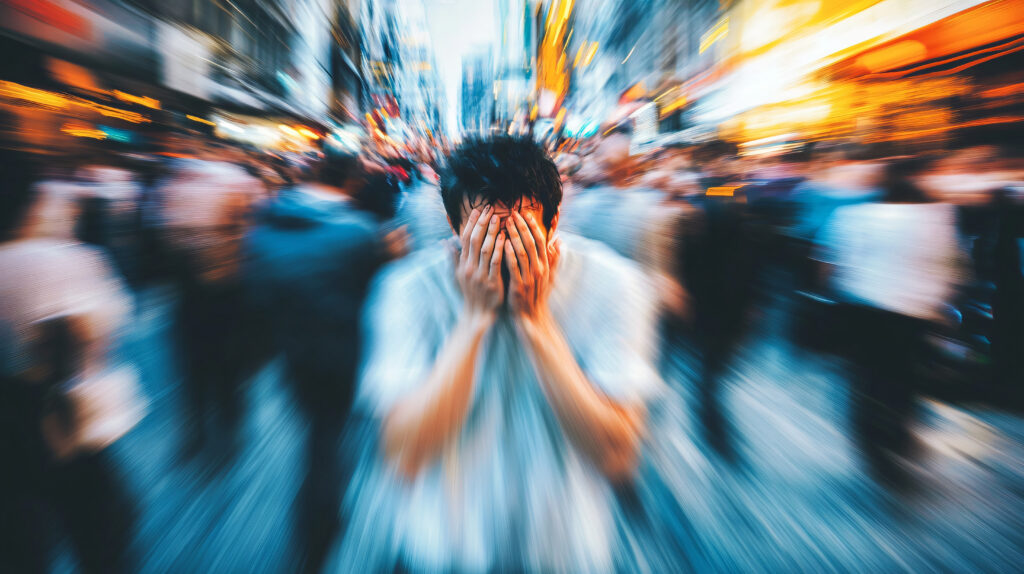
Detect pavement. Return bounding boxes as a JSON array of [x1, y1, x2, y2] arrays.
[[52, 286, 1024, 573]]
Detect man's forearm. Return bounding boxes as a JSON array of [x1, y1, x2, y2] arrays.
[[383, 310, 492, 477], [520, 312, 645, 480]]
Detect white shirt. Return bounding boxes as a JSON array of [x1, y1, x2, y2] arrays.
[[339, 233, 663, 573], [0, 239, 144, 458], [816, 202, 963, 321]]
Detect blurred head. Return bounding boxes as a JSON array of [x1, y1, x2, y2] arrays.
[[315, 145, 360, 188], [351, 173, 401, 221], [440, 136, 562, 238], [554, 153, 582, 182], [591, 129, 635, 185]]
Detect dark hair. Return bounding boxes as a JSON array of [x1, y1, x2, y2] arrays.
[[352, 173, 402, 221], [882, 156, 933, 204], [439, 136, 562, 231], [0, 148, 38, 240], [317, 146, 359, 187]]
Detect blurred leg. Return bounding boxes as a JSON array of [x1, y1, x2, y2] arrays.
[[52, 451, 136, 574], [848, 307, 922, 484], [0, 384, 57, 572], [699, 332, 737, 459], [291, 368, 351, 574], [175, 283, 212, 458], [0, 471, 53, 573], [213, 287, 247, 457]]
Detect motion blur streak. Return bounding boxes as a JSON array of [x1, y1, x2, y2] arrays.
[[2, 0, 1024, 573]]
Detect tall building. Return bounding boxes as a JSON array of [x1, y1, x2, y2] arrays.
[[331, 0, 365, 121], [494, 0, 538, 124], [460, 49, 495, 135]]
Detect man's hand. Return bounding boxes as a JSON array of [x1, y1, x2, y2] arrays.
[[382, 226, 410, 262], [456, 206, 505, 322], [504, 212, 561, 321]]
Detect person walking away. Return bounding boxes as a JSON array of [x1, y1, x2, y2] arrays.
[[0, 148, 145, 573], [244, 146, 406, 573], [814, 157, 963, 485], [157, 153, 266, 460]]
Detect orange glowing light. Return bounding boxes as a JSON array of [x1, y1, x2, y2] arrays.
[[113, 90, 161, 110], [61, 123, 106, 140], [707, 186, 741, 197], [660, 95, 688, 117], [857, 40, 927, 73], [87, 102, 148, 123], [622, 82, 646, 103], [186, 115, 215, 126], [0, 80, 68, 109], [537, 0, 574, 115]]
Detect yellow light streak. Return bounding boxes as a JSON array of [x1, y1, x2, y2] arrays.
[[700, 17, 729, 54], [187, 115, 216, 126]]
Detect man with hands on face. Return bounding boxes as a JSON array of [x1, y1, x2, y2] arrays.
[[338, 137, 663, 574]]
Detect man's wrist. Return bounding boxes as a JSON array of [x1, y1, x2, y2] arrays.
[[517, 308, 556, 342], [462, 307, 496, 333]]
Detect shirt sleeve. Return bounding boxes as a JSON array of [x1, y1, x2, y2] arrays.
[[576, 257, 665, 406], [811, 208, 847, 266], [356, 265, 438, 418]]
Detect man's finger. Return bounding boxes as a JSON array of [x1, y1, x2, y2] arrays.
[[479, 211, 501, 269], [524, 213, 548, 268], [504, 240, 523, 291], [459, 208, 481, 264], [505, 217, 531, 278], [488, 232, 505, 281], [461, 207, 481, 243], [469, 206, 492, 261], [512, 212, 541, 275]]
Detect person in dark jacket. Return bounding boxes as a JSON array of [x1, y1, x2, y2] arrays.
[[244, 146, 405, 574], [683, 141, 763, 461]]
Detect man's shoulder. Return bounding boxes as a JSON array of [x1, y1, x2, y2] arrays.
[[560, 233, 649, 292], [372, 244, 452, 294], [258, 188, 378, 234]]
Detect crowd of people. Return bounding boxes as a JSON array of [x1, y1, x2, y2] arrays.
[[2, 111, 1023, 572]]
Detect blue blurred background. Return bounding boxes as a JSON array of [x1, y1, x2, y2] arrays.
[[2, 1, 1024, 572]]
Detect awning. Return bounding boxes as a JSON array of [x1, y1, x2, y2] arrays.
[[826, 0, 1024, 80]]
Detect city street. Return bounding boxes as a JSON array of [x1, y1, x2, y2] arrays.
[[4, 1, 1024, 572], [62, 287, 1024, 573]]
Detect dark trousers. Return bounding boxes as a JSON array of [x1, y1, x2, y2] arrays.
[[840, 304, 927, 478], [288, 364, 355, 574], [0, 449, 135, 574], [174, 280, 250, 454]]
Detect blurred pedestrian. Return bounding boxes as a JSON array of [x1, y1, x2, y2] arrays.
[[0, 148, 144, 573], [562, 128, 691, 329], [682, 167, 762, 460], [815, 157, 963, 483], [156, 151, 267, 460], [244, 146, 406, 573]]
